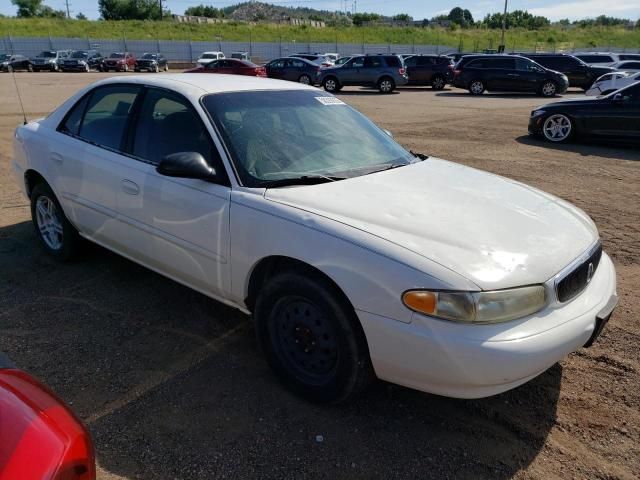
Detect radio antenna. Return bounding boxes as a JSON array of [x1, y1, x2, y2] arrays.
[[11, 68, 28, 125]]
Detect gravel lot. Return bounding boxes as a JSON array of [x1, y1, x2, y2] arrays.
[[0, 72, 638, 480]]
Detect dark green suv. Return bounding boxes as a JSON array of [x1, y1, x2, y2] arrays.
[[318, 55, 408, 94]]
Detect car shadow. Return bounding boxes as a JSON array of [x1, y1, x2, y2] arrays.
[[0, 220, 561, 480], [516, 134, 640, 161], [336, 88, 401, 96], [436, 91, 551, 99], [396, 86, 452, 92]]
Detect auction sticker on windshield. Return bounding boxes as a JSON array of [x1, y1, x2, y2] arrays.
[[315, 97, 346, 105]]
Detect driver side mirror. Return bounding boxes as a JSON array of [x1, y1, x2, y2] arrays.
[[156, 152, 217, 180], [611, 93, 626, 104]]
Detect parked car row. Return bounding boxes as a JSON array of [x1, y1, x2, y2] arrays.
[[0, 50, 170, 73]]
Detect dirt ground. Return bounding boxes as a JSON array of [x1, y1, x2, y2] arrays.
[[0, 72, 638, 480]]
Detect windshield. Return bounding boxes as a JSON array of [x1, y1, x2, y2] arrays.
[[71, 51, 88, 58], [110, 53, 125, 58], [202, 90, 414, 187], [142, 53, 157, 59], [202, 53, 216, 59], [37, 51, 56, 58]]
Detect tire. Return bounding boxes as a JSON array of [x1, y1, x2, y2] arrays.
[[298, 74, 311, 85], [27, 64, 33, 72], [378, 76, 395, 93], [164, 64, 169, 72], [255, 271, 374, 403], [30, 183, 80, 261], [7, 65, 13, 73], [85, 64, 90, 72], [51, 64, 58, 72], [469, 79, 485, 95], [431, 74, 446, 90], [542, 113, 573, 143], [540, 81, 557, 97], [322, 76, 339, 92]]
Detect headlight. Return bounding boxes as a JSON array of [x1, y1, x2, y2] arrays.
[[402, 286, 546, 324], [531, 109, 546, 118]]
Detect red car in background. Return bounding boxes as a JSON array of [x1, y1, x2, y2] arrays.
[[0, 353, 95, 480], [185, 58, 267, 77], [102, 52, 136, 72]]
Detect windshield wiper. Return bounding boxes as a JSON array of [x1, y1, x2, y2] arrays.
[[260, 175, 346, 188], [410, 151, 429, 160]]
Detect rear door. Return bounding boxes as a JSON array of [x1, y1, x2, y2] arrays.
[[55, 84, 142, 246]]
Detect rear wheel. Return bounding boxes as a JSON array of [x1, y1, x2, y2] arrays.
[[540, 81, 557, 97], [154, 64, 160, 73], [255, 271, 374, 403], [431, 74, 446, 90], [27, 64, 33, 72], [298, 74, 311, 85], [322, 76, 339, 92], [469, 79, 485, 95], [542, 113, 573, 143], [378, 76, 395, 93], [30, 183, 80, 260]]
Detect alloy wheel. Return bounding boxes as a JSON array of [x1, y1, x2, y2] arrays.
[[324, 78, 337, 91], [542, 82, 557, 97], [379, 79, 393, 93], [299, 74, 311, 85], [35, 196, 63, 250], [432, 76, 445, 90], [543, 114, 572, 142], [470, 81, 484, 94]]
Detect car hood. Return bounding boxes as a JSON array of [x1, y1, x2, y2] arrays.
[[539, 96, 606, 109], [264, 159, 598, 290]]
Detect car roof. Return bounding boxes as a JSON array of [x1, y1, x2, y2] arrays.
[[91, 74, 316, 96]]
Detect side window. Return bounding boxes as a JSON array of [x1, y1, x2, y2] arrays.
[[59, 95, 90, 136], [404, 56, 417, 67], [516, 58, 540, 72], [270, 59, 284, 68], [78, 85, 140, 150], [205, 60, 219, 69], [132, 88, 222, 176], [350, 57, 364, 68], [384, 56, 401, 67], [292, 60, 305, 68], [364, 56, 382, 68], [467, 59, 485, 69], [490, 58, 516, 69]]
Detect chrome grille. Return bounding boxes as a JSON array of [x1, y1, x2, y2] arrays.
[[556, 243, 602, 303]]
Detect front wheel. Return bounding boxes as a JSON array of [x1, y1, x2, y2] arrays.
[[540, 81, 557, 97], [542, 113, 573, 143], [378, 76, 395, 93], [469, 79, 485, 95], [255, 272, 374, 403], [7, 65, 13, 73], [30, 183, 80, 260], [431, 75, 446, 90], [164, 63, 169, 72], [27, 64, 33, 72]]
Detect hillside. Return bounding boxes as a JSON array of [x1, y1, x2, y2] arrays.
[[222, 1, 338, 23], [1, 18, 639, 52]]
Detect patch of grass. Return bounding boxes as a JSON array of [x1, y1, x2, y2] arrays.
[[1, 18, 639, 51]]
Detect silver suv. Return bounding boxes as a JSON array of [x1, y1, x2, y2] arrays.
[[318, 55, 408, 93]]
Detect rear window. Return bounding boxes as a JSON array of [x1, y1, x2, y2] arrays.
[[384, 56, 401, 67], [577, 55, 613, 63], [620, 54, 640, 61]]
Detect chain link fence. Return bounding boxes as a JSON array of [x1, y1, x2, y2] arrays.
[[2, 36, 637, 64]]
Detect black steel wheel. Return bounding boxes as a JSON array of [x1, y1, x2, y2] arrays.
[[255, 271, 374, 403]]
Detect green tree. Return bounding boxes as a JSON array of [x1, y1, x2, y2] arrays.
[[351, 12, 381, 26], [11, 0, 43, 17], [76, 11, 87, 19], [448, 7, 473, 27], [99, 0, 169, 20], [392, 13, 412, 23], [184, 4, 223, 18]]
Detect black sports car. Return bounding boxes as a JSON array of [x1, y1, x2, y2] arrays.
[[529, 81, 640, 143]]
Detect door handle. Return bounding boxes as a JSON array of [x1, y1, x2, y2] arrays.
[[50, 152, 64, 165], [121, 179, 140, 195]]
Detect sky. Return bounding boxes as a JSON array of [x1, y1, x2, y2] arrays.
[[1, 0, 639, 22]]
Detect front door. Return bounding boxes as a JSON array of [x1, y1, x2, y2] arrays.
[[122, 87, 232, 297], [585, 84, 640, 139]]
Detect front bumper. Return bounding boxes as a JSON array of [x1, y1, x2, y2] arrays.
[[528, 115, 545, 135], [358, 252, 617, 399], [61, 64, 88, 71], [32, 63, 56, 71]]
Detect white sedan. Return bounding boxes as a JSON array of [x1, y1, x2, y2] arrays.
[[586, 71, 640, 96], [12, 75, 617, 402]]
